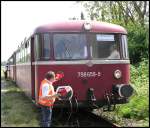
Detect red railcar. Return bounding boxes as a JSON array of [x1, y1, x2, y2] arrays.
[[7, 20, 133, 110]]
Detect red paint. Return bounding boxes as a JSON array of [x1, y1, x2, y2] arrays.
[[35, 64, 130, 101], [7, 21, 131, 108], [34, 21, 127, 34]]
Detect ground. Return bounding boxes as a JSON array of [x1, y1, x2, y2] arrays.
[[1, 74, 40, 127]]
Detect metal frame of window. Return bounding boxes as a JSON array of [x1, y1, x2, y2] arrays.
[[121, 34, 129, 59]]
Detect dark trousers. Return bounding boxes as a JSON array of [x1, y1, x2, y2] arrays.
[[40, 105, 52, 127], [4, 71, 7, 79]]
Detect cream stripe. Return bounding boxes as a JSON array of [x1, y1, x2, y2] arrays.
[[16, 62, 31, 66], [32, 60, 130, 65]]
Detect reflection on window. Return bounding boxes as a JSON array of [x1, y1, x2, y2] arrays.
[[53, 34, 87, 60], [121, 35, 129, 59], [43, 34, 50, 59], [35, 35, 41, 60], [91, 34, 120, 59]]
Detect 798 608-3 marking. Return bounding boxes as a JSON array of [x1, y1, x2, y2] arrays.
[[77, 72, 101, 78]]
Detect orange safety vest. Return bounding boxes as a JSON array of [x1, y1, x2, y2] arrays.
[[38, 79, 55, 107]]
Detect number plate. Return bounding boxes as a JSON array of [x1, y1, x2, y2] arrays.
[[77, 72, 101, 78]]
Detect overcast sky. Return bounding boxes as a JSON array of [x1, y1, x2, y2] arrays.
[[1, 1, 87, 62]]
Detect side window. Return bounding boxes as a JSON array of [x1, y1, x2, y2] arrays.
[[27, 40, 31, 62], [19, 50, 21, 63], [18, 50, 20, 63], [22, 47, 24, 63], [16, 52, 18, 63], [23, 46, 25, 63], [20, 48, 22, 63], [42, 33, 50, 59], [34, 34, 41, 60], [25, 41, 29, 62], [121, 35, 129, 59], [24, 43, 27, 62]]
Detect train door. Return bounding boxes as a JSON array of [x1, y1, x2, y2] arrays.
[[13, 53, 16, 81], [31, 37, 35, 100]]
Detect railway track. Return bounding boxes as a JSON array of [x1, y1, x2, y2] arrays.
[[52, 108, 117, 127]]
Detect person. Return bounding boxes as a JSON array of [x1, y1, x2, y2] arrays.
[[107, 45, 120, 59], [3, 65, 8, 79], [38, 71, 63, 127]]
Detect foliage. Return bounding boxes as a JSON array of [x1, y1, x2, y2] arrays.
[[80, 1, 149, 26], [126, 24, 149, 64], [117, 59, 149, 120]]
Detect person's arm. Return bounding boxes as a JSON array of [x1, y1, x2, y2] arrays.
[[41, 93, 61, 100], [39, 84, 61, 100]]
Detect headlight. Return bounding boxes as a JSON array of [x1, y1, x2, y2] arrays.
[[114, 69, 122, 79], [84, 22, 92, 30]]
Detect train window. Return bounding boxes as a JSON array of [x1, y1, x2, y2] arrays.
[[22, 47, 24, 63], [121, 35, 129, 59], [20, 48, 22, 62], [42, 33, 50, 59], [25, 42, 28, 48], [34, 34, 41, 60], [27, 40, 31, 62], [19, 50, 21, 63], [53, 34, 87, 60], [17, 52, 19, 63], [24, 47, 26, 62], [25, 44, 27, 62], [17, 51, 20, 63], [16, 52, 18, 63], [20, 48, 22, 63], [23, 48, 24, 62], [90, 34, 120, 59]]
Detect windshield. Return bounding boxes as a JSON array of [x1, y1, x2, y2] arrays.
[[52, 33, 126, 60], [90, 34, 120, 59], [53, 34, 88, 60]]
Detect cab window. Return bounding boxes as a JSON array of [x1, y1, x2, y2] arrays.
[[90, 34, 120, 59], [42, 33, 50, 59]]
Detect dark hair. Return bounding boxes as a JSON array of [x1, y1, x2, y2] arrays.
[[45, 71, 55, 80]]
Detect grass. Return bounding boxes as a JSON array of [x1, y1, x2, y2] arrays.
[[1, 74, 40, 127]]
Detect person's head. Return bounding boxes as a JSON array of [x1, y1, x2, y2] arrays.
[[45, 71, 55, 82], [110, 44, 117, 52]]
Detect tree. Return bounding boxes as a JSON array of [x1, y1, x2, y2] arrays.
[[79, 1, 149, 26]]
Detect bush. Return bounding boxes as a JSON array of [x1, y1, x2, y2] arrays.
[[126, 25, 149, 64], [117, 59, 149, 120]]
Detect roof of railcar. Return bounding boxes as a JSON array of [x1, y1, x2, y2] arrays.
[[33, 20, 127, 34]]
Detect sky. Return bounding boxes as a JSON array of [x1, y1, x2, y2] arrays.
[[1, 1, 87, 62]]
